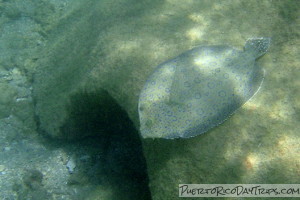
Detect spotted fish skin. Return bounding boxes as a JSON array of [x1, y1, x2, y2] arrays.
[[138, 38, 270, 139]]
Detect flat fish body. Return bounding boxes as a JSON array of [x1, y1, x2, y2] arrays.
[[138, 38, 270, 139]]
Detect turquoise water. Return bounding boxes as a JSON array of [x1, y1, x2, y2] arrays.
[[0, 0, 299, 199]]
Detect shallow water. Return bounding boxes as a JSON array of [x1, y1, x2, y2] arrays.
[[0, 0, 299, 199]]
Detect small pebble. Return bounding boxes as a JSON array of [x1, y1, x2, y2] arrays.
[[66, 157, 76, 174], [0, 165, 5, 172], [3, 147, 11, 151]]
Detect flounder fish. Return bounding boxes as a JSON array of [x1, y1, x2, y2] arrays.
[[138, 38, 271, 139]]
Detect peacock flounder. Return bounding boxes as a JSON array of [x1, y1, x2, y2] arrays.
[[138, 38, 271, 139]]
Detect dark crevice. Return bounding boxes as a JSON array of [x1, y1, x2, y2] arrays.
[[37, 88, 152, 200]]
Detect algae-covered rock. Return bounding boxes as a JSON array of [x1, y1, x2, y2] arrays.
[[33, 0, 161, 138], [32, 0, 300, 199]]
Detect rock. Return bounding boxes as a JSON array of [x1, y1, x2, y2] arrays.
[[66, 157, 76, 174], [32, 1, 300, 199]]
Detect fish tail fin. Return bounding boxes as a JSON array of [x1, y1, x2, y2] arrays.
[[245, 37, 271, 58]]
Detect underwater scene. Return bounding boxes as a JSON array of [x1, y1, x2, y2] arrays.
[[0, 0, 299, 199]]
